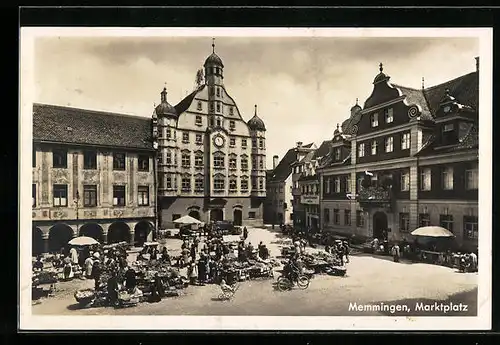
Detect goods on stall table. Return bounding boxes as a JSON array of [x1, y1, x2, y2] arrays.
[[74, 288, 96, 306]]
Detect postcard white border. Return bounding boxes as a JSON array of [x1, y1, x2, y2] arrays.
[[19, 27, 492, 331]]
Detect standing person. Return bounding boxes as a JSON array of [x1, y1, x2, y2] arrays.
[[91, 260, 102, 290], [84, 254, 94, 278], [392, 243, 401, 263], [343, 240, 350, 263], [107, 271, 119, 306], [125, 267, 137, 291], [243, 226, 248, 241], [469, 251, 478, 271], [194, 235, 200, 252], [190, 242, 197, 262], [187, 263, 197, 285], [69, 246, 79, 266], [197, 257, 206, 284]]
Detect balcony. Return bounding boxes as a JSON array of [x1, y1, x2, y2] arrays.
[[357, 186, 392, 209]]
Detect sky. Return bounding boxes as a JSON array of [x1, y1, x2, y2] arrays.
[[34, 36, 479, 167]]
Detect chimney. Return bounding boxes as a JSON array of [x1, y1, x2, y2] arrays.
[[475, 56, 479, 72], [273, 155, 279, 169], [296, 141, 303, 148]]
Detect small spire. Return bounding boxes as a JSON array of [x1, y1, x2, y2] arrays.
[[355, 98, 359, 105], [379, 62, 383, 72], [212, 38, 215, 53], [336, 123, 339, 130], [421, 77, 425, 89], [254, 104, 258, 116], [161, 84, 167, 102]]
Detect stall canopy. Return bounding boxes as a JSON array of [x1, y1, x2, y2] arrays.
[[68, 236, 99, 246], [173, 215, 203, 225], [411, 226, 455, 238]]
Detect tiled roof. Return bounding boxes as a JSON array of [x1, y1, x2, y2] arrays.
[[33, 103, 153, 150], [313, 140, 332, 160], [423, 71, 478, 115], [392, 84, 433, 121], [456, 123, 478, 150], [268, 148, 297, 183], [299, 150, 315, 164]]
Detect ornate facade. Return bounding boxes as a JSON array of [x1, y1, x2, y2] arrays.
[[153, 42, 266, 228], [317, 59, 479, 250], [32, 104, 157, 255]]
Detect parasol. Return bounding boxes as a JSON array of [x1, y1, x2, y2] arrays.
[[68, 236, 99, 246], [173, 215, 203, 225], [410, 226, 455, 238]]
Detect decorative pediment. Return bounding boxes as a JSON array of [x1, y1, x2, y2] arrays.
[[213, 173, 225, 178], [213, 150, 225, 157], [194, 150, 204, 155], [194, 173, 204, 178], [229, 153, 237, 157], [240, 153, 248, 158], [181, 148, 191, 153]]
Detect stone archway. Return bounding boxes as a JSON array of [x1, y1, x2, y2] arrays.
[[233, 209, 243, 226], [210, 208, 223, 222], [32, 226, 44, 256], [373, 211, 388, 240], [108, 222, 131, 244], [134, 221, 153, 247], [79, 223, 104, 243], [188, 210, 201, 220], [48, 223, 74, 253]]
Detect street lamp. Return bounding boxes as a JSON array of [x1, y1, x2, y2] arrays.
[[74, 190, 80, 234]]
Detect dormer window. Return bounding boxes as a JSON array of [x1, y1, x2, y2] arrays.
[[358, 143, 365, 157], [195, 115, 202, 126], [371, 113, 379, 127], [216, 118, 221, 127], [216, 87, 220, 97], [229, 106, 234, 115], [216, 102, 221, 113], [230, 120, 235, 130], [197, 101, 202, 111], [385, 108, 394, 123], [442, 123, 457, 145], [334, 148, 341, 160]]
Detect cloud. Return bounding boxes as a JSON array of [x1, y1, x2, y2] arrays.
[[33, 35, 479, 166]]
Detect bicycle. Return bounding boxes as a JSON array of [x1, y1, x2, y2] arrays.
[[276, 274, 310, 291]]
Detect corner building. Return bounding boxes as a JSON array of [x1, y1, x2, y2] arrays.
[[317, 60, 479, 250], [154, 44, 267, 229], [32, 104, 157, 255]]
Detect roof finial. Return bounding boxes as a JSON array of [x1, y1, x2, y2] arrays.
[[445, 88, 450, 96], [355, 97, 359, 105], [336, 123, 339, 130], [379, 62, 383, 72], [212, 38, 215, 53], [421, 77, 425, 89], [254, 104, 257, 116]]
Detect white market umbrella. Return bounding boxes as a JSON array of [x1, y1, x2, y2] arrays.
[[173, 215, 203, 225], [411, 226, 455, 238], [68, 236, 99, 246]]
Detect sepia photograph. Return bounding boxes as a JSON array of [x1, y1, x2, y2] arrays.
[[19, 27, 492, 330]]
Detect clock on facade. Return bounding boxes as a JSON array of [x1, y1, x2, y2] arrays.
[[443, 105, 451, 113], [213, 135, 225, 148]]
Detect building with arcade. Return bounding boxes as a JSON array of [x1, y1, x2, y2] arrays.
[[153, 41, 267, 229], [317, 59, 479, 250], [32, 103, 157, 255]]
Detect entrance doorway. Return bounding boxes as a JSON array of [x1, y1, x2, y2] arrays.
[[79, 223, 104, 243], [188, 210, 201, 220], [210, 208, 223, 222], [108, 222, 131, 244], [311, 217, 318, 230], [32, 227, 44, 256], [373, 211, 388, 240], [233, 209, 242, 226], [134, 221, 153, 247], [48, 223, 74, 253]]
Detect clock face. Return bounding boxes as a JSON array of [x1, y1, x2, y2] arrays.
[[443, 105, 451, 113], [213, 135, 225, 148]]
